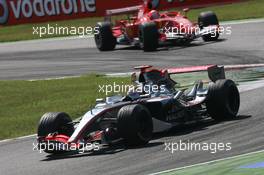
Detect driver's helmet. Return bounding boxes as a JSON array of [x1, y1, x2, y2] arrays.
[[144, 69, 164, 83], [144, 0, 153, 10], [148, 10, 160, 20]]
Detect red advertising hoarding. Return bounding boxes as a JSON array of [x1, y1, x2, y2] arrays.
[[0, 0, 241, 26]]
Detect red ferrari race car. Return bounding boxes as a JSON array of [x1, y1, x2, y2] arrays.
[[94, 0, 220, 51]]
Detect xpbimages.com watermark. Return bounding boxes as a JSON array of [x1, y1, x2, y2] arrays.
[[164, 140, 232, 154], [98, 82, 167, 95], [161, 25, 232, 37], [32, 24, 99, 37], [32, 23, 232, 38], [33, 141, 100, 154]]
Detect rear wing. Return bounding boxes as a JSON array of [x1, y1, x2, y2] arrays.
[[166, 63, 264, 82], [106, 5, 141, 16], [166, 65, 226, 82], [135, 64, 264, 83], [166, 65, 215, 74], [105, 5, 141, 21]]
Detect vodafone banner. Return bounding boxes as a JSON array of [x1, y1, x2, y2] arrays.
[[0, 0, 241, 26]]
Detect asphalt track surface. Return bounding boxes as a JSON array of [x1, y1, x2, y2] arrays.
[[0, 21, 264, 80], [0, 21, 264, 175]]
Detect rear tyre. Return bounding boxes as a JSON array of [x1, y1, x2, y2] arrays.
[[198, 11, 219, 41], [206, 79, 240, 121], [117, 104, 153, 146], [139, 22, 159, 52], [37, 112, 74, 153], [94, 22, 116, 51]]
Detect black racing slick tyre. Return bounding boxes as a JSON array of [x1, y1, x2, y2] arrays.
[[94, 22, 116, 51], [117, 104, 153, 146], [206, 79, 240, 121], [37, 112, 74, 138], [198, 11, 219, 41], [139, 22, 159, 52]]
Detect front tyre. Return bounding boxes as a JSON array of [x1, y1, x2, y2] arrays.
[[198, 11, 219, 41], [139, 22, 159, 52], [117, 104, 153, 146], [94, 22, 116, 51], [37, 112, 74, 153], [206, 79, 240, 121]]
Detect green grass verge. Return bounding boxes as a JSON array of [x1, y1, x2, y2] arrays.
[[160, 151, 264, 175], [0, 74, 130, 140], [0, 0, 263, 42]]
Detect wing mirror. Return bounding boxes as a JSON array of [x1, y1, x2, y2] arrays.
[[183, 8, 190, 13], [183, 8, 190, 16], [131, 72, 137, 85]]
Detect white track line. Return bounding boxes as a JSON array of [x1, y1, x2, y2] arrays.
[[224, 63, 264, 69], [0, 35, 94, 45], [0, 134, 36, 143], [221, 18, 264, 26], [28, 75, 81, 82], [150, 149, 264, 175], [25, 63, 264, 81]]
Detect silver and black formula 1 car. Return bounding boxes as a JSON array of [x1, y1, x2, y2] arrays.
[[37, 65, 240, 154]]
